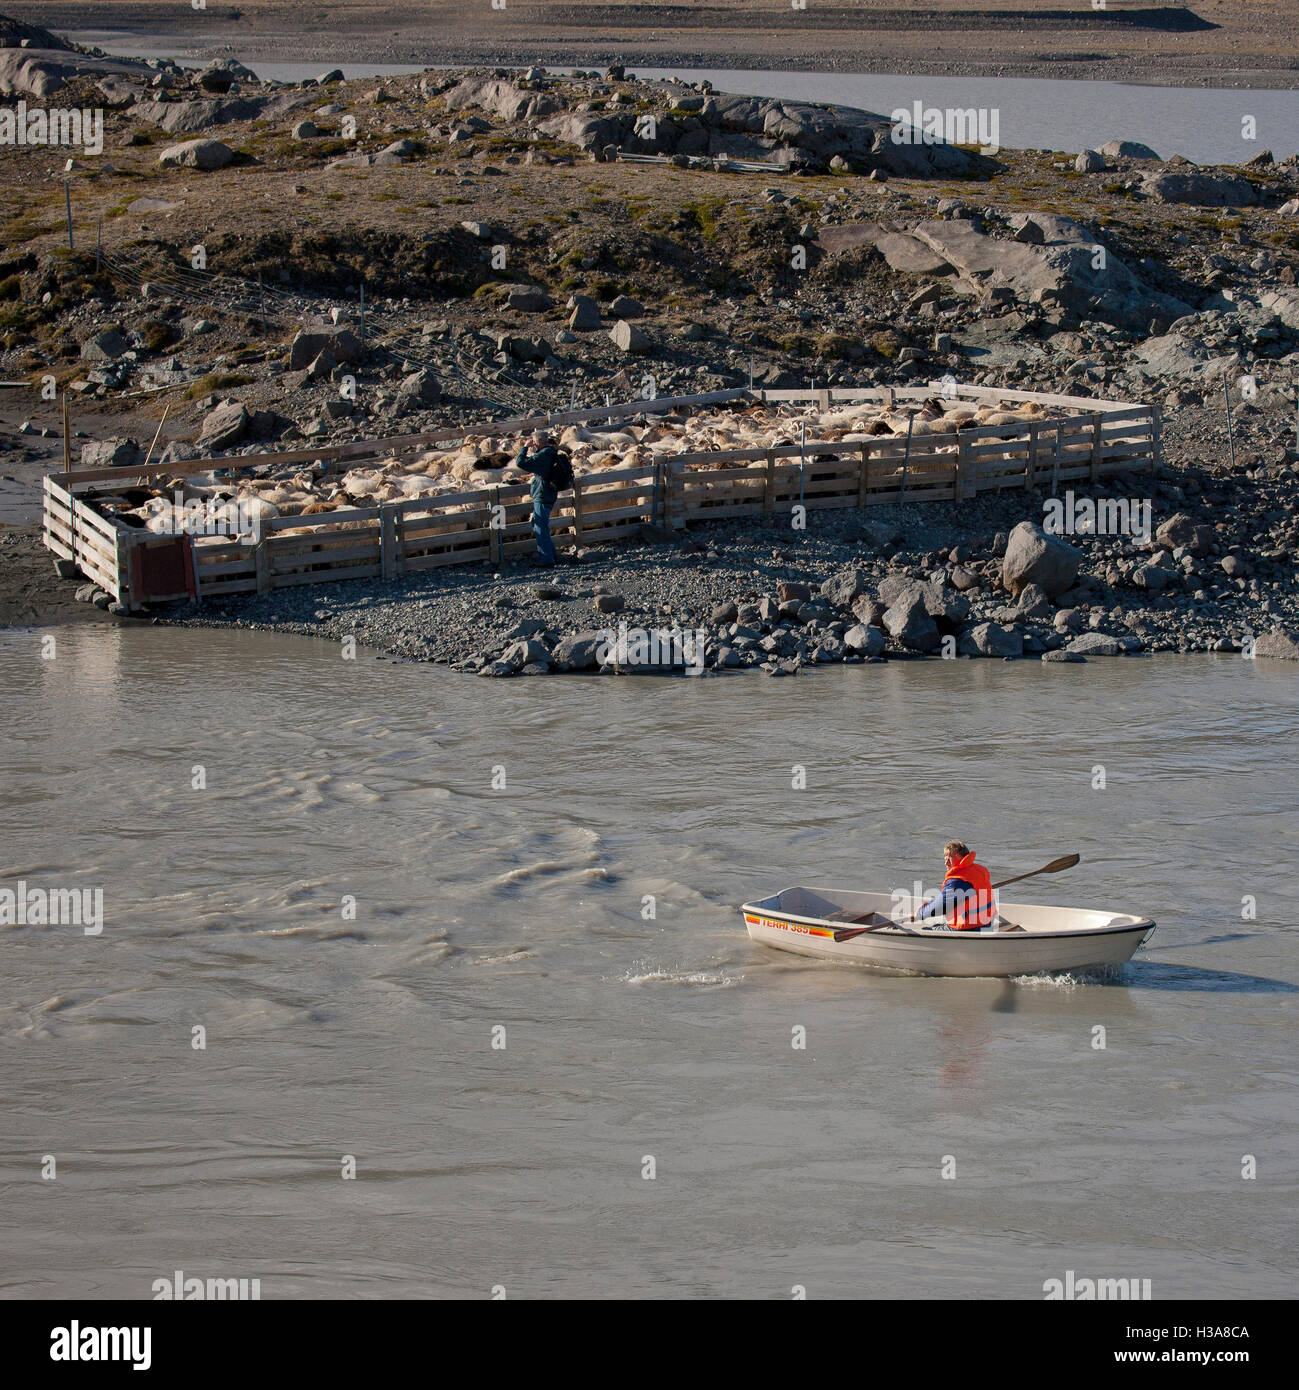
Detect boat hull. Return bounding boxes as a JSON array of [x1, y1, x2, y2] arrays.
[[742, 887, 1154, 979]]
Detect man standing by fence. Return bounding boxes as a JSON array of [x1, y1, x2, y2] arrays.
[[512, 431, 572, 568]]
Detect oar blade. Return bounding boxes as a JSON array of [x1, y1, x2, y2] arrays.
[[1042, 853, 1081, 874]]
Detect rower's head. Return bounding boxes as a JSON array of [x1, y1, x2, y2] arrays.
[[944, 840, 971, 869]]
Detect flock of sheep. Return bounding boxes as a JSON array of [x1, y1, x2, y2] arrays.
[[111, 396, 1060, 542]]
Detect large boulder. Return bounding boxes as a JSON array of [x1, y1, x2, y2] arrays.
[[1254, 629, 1299, 661], [398, 367, 441, 406], [609, 319, 651, 354], [506, 285, 552, 312], [1001, 521, 1082, 599], [820, 567, 870, 608], [909, 214, 1188, 330], [568, 294, 602, 331], [883, 590, 940, 652], [551, 631, 605, 671], [1099, 140, 1160, 161], [1066, 632, 1124, 657], [443, 77, 563, 124], [157, 138, 234, 170], [79, 438, 139, 469], [1140, 170, 1258, 207], [197, 400, 249, 451], [843, 623, 886, 657], [288, 327, 363, 370], [1155, 512, 1213, 556], [878, 575, 968, 626], [80, 327, 130, 362], [131, 97, 260, 133], [958, 622, 1024, 658], [500, 639, 552, 672]]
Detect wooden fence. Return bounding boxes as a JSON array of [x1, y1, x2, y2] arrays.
[[43, 384, 1161, 609]]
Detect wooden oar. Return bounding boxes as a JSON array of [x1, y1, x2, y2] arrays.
[[832, 854, 1081, 942], [832, 913, 919, 942], [988, 854, 1080, 893]]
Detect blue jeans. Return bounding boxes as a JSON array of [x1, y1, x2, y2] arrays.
[[532, 496, 556, 565]]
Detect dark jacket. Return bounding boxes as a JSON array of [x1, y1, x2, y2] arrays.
[[513, 445, 561, 507], [915, 877, 975, 920]]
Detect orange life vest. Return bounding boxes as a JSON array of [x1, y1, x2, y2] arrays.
[[942, 853, 996, 929]]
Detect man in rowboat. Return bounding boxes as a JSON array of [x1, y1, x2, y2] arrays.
[[914, 841, 1002, 932]]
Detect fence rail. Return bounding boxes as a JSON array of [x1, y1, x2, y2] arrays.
[[43, 385, 1160, 609]]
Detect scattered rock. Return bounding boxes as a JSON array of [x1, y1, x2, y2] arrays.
[[1002, 520, 1082, 598], [79, 438, 139, 469], [1066, 632, 1124, 657], [157, 138, 234, 170], [609, 319, 651, 353], [288, 327, 363, 370]]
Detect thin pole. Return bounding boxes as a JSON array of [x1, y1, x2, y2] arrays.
[[64, 181, 73, 250], [799, 421, 806, 514], [1224, 376, 1236, 469], [62, 391, 71, 474], [142, 402, 171, 470]]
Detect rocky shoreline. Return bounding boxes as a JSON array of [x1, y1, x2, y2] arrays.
[[147, 434, 1298, 673], [1, 24, 1297, 664]]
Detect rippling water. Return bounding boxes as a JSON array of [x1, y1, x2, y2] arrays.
[[2, 626, 1295, 1298]]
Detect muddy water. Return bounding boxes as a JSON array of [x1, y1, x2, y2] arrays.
[[1, 625, 1296, 1298]]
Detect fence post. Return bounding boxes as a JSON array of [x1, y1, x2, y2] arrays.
[[899, 411, 914, 502], [1051, 422, 1062, 496], [957, 435, 974, 501], [1090, 411, 1103, 485], [255, 536, 270, 594], [380, 502, 395, 579], [857, 442, 870, 508], [570, 475, 584, 550], [667, 460, 683, 529], [1150, 403, 1162, 473], [488, 487, 502, 564], [763, 451, 776, 512], [1024, 422, 1038, 491]]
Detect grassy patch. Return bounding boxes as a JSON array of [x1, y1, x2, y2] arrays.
[[183, 372, 254, 399]]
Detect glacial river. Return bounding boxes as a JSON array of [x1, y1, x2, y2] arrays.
[[1, 625, 1296, 1298], [78, 40, 1299, 165]]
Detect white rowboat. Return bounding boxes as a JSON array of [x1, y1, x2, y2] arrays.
[[742, 886, 1155, 978]]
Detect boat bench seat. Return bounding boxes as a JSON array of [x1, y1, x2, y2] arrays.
[[825, 909, 891, 926]]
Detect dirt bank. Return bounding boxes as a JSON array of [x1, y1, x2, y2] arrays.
[[16, 0, 1299, 88]]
